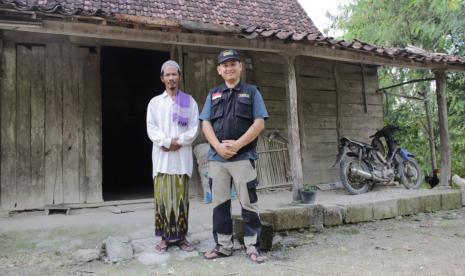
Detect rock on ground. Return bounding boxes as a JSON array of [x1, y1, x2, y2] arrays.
[[102, 236, 133, 263]]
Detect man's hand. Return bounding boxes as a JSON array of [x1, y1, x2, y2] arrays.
[[169, 138, 182, 151], [161, 138, 182, 152], [214, 143, 237, 159], [222, 140, 242, 154]]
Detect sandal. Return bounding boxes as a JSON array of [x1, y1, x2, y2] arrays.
[[203, 245, 232, 260], [155, 240, 168, 254], [246, 247, 266, 264], [178, 239, 195, 252]]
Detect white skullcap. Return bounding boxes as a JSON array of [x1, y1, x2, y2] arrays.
[[161, 60, 181, 74]]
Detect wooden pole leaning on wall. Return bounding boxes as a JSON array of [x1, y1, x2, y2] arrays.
[[434, 70, 451, 186], [283, 54, 304, 202], [419, 91, 438, 172]]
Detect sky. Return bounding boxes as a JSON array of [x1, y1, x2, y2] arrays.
[[297, 0, 351, 36]]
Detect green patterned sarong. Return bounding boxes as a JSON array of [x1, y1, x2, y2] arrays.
[[154, 174, 189, 241]]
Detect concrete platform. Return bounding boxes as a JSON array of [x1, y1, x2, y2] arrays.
[[247, 186, 463, 230], [1, 186, 463, 240]]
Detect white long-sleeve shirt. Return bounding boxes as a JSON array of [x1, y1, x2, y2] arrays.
[[147, 91, 199, 177]]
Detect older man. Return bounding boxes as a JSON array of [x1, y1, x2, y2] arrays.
[[147, 60, 199, 253]]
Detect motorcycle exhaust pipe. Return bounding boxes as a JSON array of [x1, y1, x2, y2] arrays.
[[350, 167, 373, 179], [350, 167, 387, 182]]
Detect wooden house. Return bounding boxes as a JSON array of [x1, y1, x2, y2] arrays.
[[0, 0, 463, 210]]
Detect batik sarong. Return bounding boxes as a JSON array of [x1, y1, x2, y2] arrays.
[[154, 174, 189, 241]]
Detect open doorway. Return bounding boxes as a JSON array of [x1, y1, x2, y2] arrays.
[[101, 46, 170, 201]]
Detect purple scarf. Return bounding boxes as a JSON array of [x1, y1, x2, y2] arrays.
[[172, 90, 190, 127]]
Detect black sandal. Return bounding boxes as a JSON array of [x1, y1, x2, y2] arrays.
[[203, 245, 232, 260], [246, 246, 266, 264]]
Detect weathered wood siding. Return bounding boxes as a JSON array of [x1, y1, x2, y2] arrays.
[[188, 52, 382, 186], [0, 39, 102, 210], [298, 57, 382, 185]]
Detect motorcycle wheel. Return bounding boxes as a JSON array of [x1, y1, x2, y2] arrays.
[[340, 156, 370, 195], [400, 158, 422, 189]]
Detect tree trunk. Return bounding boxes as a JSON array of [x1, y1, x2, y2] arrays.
[[434, 70, 451, 186]]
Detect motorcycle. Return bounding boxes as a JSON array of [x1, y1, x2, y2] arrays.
[[333, 125, 422, 195]]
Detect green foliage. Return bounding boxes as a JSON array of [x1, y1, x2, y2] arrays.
[[330, 0, 465, 176], [301, 185, 317, 193]]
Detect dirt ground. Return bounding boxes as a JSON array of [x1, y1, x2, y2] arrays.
[[1, 202, 465, 276]]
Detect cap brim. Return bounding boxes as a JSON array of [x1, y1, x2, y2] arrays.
[[218, 57, 240, 64]]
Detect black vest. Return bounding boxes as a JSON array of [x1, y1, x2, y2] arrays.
[[209, 82, 258, 154]]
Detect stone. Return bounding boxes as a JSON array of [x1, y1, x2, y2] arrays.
[[273, 206, 312, 231], [137, 252, 170, 266], [72, 249, 100, 263], [344, 203, 373, 223], [0, 210, 10, 218], [323, 205, 345, 227], [103, 236, 134, 263], [309, 205, 324, 226], [397, 196, 421, 216], [131, 237, 157, 253], [462, 190, 465, 207], [233, 217, 273, 251], [441, 191, 462, 210], [259, 222, 274, 251], [372, 200, 398, 220], [419, 194, 441, 213], [452, 175, 465, 189], [259, 210, 276, 226]]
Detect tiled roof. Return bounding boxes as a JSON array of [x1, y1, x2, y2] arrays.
[[0, 0, 320, 33], [1, 0, 464, 69], [241, 27, 465, 67]]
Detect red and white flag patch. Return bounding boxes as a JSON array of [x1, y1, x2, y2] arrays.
[[212, 92, 222, 100]]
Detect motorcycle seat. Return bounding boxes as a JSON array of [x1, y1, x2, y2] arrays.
[[342, 137, 375, 150]]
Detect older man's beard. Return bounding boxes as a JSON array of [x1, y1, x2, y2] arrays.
[[166, 81, 178, 89]]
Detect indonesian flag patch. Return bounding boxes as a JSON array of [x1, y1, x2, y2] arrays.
[[212, 92, 222, 100]]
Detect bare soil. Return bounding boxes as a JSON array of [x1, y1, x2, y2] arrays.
[[1, 205, 465, 276]]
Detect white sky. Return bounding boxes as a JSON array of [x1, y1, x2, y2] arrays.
[[297, 0, 350, 36]]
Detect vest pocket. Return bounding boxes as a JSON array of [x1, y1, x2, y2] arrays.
[[211, 99, 224, 120], [235, 97, 252, 120]]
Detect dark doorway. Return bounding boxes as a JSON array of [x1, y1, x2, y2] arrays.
[[101, 46, 170, 201]]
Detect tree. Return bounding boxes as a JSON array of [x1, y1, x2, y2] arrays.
[[329, 0, 465, 177]]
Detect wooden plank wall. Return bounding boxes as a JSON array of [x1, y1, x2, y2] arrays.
[[0, 41, 102, 210], [298, 56, 382, 185], [251, 53, 288, 134]]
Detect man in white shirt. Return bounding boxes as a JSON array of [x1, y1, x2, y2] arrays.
[[146, 60, 199, 254]]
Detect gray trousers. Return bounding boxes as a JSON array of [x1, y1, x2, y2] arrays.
[[209, 160, 261, 253]]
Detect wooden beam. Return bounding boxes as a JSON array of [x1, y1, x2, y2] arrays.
[[434, 70, 451, 186], [0, 20, 464, 71], [377, 78, 435, 92], [333, 63, 342, 141], [283, 55, 304, 202]]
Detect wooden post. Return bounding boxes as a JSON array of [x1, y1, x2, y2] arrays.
[[283, 54, 304, 202], [434, 70, 451, 186]]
